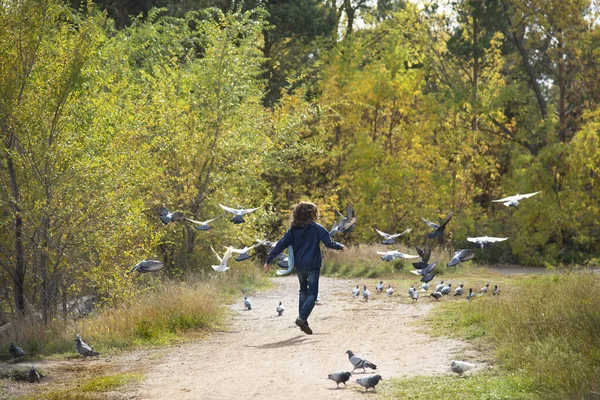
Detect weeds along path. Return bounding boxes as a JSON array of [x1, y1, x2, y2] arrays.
[[134, 276, 474, 399]]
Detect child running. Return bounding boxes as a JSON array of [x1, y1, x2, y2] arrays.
[[264, 202, 345, 335]]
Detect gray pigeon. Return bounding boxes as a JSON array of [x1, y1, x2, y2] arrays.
[[276, 301, 285, 316], [375, 281, 384, 293], [352, 285, 360, 297], [329, 204, 356, 236], [447, 249, 475, 267], [356, 375, 383, 392], [184, 214, 223, 231], [244, 297, 252, 310], [129, 259, 164, 274], [411, 290, 419, 302], [421, 272, 436, 283], [451, 360, 476, 376], [493, 285, 500, 296], [421, 282, 429, 292], [454, 284, 464, 296], [441, 283, 452, 295], [157, 206, 184, 225], [75, 334, 99, 359], [430, 291, 442, 301], [479, 283, 490, 294], [346, 350, 377, 373], [27, 366, 40, 383], [466, 288, 475, 300], [421, 212, 452, 238], [9, 342, 26, 359], [413, 246, 432, 269], [407, 285, 415, 297], [435, 281, 445, 293], [362, 286, 371, 301], [386, 285, 394, 296], [327, 371, 352, 388]]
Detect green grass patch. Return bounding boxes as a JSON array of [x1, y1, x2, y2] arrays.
[[79, 373, 142, 392]]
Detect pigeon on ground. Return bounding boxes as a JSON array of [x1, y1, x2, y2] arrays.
[[328, 371, 352, 388], [276, 301, 285, 316], [435, 281, 445, 293], [441, 283, 452, 295], [421, 212, 453, 239], [211, 246, 233, 272], [75, 334, 99, 359], [492, 191, 540, 207], [244, 297, 252, 310], [27, 366, 40, 383], [454, 284, 464, 296], [356, 375, 383, 392], [218, 204, 260, 224], [447, 249, 475, 267], [9, 343, 26, 359], [346, 350, 377, 373], [230, 240, 267, 262], [421, 282, 429, 292], [413, 246, 432, 269], [467, 236, 509, 248], [466, 288, 475, 300], [410, 260, 437, 276], [157, 206, 184, 225], [386, 285, 394, 296], [352, 285, 360, 298], [330, 204, 356, 236], [375, 227, 411, 245], [479, 283, 490, 294], [129, 259, 164, 274], [421, 272, 435, 283], [451, 360, 476, 376], [408, 285, 416, 297], [493, 285, 500, 296], [362, 285, 371, 301], [376, 281, 384, 294], [378, 250, 419, 261], [430, 291, 442, 301], [184, 214, 224, 231], [411, 290, 419, 302]]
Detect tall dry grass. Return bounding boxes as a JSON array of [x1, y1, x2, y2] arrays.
[[0, 263, 268, 358]]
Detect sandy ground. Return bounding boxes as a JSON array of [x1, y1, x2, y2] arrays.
[[132, 276, 475, 399]]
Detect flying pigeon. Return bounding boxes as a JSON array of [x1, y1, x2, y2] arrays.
[[451, 360, 476, 376], [356, 375, 383, 392], [421, 272, 436, 283], [328, 371, 352, 388], [435, 281, 445, 293], [375, 227, 411, 245], [376, 281, 384, 294], [386, 285, 394, 296], [244, 297, 252, 310], [467, 236, 509, 248], [362, 285, 371, 301], [352, 285, 360, 298], [276, 301, 285, 316], [421, 282, 429, 292], [129, 259, 164, 274], [75, 334, 99, 359], [184, 214, 223, 231], [447, 249, 475, 267], [378, 250, 419, 262], [492, 191, 540, 207], [479, 283, 490, 294], [27, 367, 40, 383], [410, 260, 437, 276], [421, 212, 453, 239], [346, 350, 377, 373], [218, 204, 261, 224], [9, 343, 26, 359], [330, 204, 356, 236], [454, 284, 464, 296], [441, 283, 452, 295], [413, 246, 432, 269], [466, 288, 475, 300], [230, 240, 267, 262], [493, 285, 500, 296], [211, 246, 233, 272], [430, 291, 442, 301], [157, 206, 184, 225]]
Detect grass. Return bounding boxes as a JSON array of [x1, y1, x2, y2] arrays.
[[21, 373, 143, 400]]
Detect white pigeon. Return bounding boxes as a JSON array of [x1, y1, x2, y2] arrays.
[[467, 236, 509, 248], [451, 360, 476, 376], [375, 227, 412, 245], [218, 204, 261, 224], [492, 191, 540, 207], [375, 281, 384, 293], [454, 284, 464, 296], [184, 214, 223, 231], [479, 283, 490, 294], [421, 282, 429, 292], [352, 285, 360, 297], [211, 246, 233, 272], [244, 297, 252, 310], [229, 239, 267, 261], [386, 285, 394, 296], [276, 301, 285, 316], [362, 285, 371, 301], [377, 250, 419, 260]]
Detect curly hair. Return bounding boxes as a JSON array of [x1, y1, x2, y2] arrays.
[[291, 202, 319, 228]]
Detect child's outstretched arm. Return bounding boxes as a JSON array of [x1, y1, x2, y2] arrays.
[[318, 226, 345, 250], [264, 229, 293, 272]]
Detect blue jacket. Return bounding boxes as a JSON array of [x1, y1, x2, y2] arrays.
[[266, 222, 344, 270]]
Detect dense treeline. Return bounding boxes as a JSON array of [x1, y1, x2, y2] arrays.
[[1, 0, 599, 322]]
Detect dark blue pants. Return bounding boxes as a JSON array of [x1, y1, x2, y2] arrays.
[[297, 268, 320, 321]]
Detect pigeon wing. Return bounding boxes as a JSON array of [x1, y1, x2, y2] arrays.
[[210, 246, 223, 262], [440, 212, 453, 227], [375, 228, 390, 238], [218, 204, 239, 214], [421, 217, 440, 229], [240, 207, 260, 215]]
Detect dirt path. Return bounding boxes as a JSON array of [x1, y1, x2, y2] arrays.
[[133, 276, 474, 399]]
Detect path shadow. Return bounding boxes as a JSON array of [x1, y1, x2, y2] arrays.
[[246, 335, 316, 349]]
